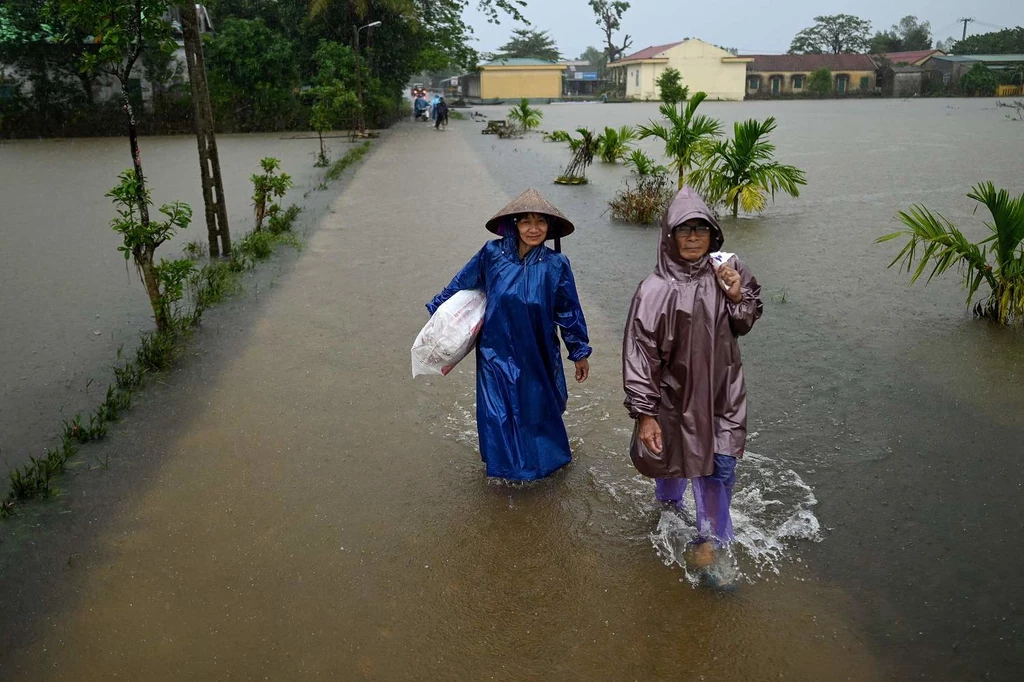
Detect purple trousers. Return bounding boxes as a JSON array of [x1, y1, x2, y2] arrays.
[[655, 454, 737, 546]]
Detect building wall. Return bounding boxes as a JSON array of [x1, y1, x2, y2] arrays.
[[620, 40, 747, 101], [480, 68, 562, 99], [747, 69, 876, 96], [667, 40, 747, 101]]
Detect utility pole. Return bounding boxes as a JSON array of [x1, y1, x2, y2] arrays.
[[958, 17, 975, 41], [180, 3, 231, 258], [353, 20, 381, 136]]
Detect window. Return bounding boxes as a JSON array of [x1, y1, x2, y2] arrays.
[[860, 76, 871, 90], [792, 75, 804, 89], [747, 76, 760, 90], [634, 69, 639, 87]]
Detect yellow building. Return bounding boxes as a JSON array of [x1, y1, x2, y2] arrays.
[[608, 39, 751, 101], [478, 58, 564, 100], [743, 54, 878, 97]]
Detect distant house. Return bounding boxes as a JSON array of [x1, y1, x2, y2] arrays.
[[742, 54, 878, 97], [560, 60, 606, 97], [883, 50, 944, 66], [471, 58, 565, 100], [881, 65, 927, 97], [922, 54, 1024, 87], [608, 39, 751, 101]]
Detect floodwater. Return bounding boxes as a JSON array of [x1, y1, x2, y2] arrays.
[[1, 99, 1022, 681], [0, 132, 341, 472]]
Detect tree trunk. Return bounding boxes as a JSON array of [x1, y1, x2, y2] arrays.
[[136, 248, 169, 332], [181, 3, 231, 257], [121, 81, 151, 229], [733, 194, 739, 218]]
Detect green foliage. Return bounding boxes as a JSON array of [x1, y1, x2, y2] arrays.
[[960, 63, 999, 97], [625, 149, 668, 177], [555, 128, 597, 184], [655, 67, 689, 105], [877, 183, 1024, 325], [610, 174, 675, 225], [595, 125, 637, 163], [579, 46, 609, 78], [492, 29, 561, 62], [204, 18, 302, 132], [807, 68, 834, 96], [325, 141, 372, 181], [60, 0, 176, 79], [637, 92, 722, 188], [544, 130, 573, 143], [952, 27, 1024, 56], [237, 230, 277, 261], [107, 171, 191, 263], [268, 205, 302, 235], [508, 98, 542, 130], [689, 117, 807, 218], [153, 258, 198, 325], [870, 16, 932, 54], [251, 157, 293, 231], [789, 14, 872, 54]]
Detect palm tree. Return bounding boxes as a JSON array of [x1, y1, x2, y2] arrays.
[[637, 92, 722, 189], [876, 183, 1024, 325], [595, 125, 637, 163], [507, 98, 542, 131], [689, 117, 807, 218]]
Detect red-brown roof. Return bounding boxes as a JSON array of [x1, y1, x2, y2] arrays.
[[741, 53, 878, 72], [615, 42, 683, 63], [883, 50, 943, 65]]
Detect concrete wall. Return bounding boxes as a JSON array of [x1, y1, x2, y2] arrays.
[[669, 40, 747, 101], [747, 69, 876, 96], [479, 68, 562, 99], [620, 40, 747, 101]]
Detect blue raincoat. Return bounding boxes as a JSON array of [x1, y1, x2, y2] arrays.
[[427, 234, 592, 480]]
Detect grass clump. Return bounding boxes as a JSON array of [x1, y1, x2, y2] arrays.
[[325, 142, 372, 181], [610, 174, 675, 225]]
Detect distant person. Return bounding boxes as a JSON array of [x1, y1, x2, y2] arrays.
[[413, 94, 428, 121], [430, 94, 441, 121], [434, 96, 449, 130], [622, 186, 762, 572], [427, 189, 592, 481]]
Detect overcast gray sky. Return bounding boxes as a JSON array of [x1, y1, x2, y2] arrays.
[[462, 0, 1024, 58]]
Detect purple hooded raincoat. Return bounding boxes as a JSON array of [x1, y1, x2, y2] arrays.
[[622, 187, 763, 479]]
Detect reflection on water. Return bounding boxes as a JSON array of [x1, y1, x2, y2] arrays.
[[439, 379, 823, 585]]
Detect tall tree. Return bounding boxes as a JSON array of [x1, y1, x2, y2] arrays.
[[492, 28, 561, 62], [61, 0, 176, 230], [579, 45, 607, 77], [952, 27, 1024, 56], [870, 15, 932, 55], [789, 14, 872, 55], [588, 0, 631, 63]]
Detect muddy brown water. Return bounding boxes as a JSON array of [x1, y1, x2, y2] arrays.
[[1, 100, 1022, 680], [0, 132, 344, 472]]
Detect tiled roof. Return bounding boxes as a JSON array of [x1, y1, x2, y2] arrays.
[[614, 42, 683, 63], [884, 50, 942, 65], [741, 53, 878, 72], [482, 58, 559, 66]]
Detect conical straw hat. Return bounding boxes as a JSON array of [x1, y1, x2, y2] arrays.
[[485, 189, 575, 239]]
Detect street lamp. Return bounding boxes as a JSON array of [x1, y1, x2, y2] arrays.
[[354, 20, 382, 134]]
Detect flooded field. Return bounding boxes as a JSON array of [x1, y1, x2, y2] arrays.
[[0, 132, 342, 471], [1, 99, 1023, 681]]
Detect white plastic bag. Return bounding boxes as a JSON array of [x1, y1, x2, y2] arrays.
[[411, 289, 486, 377], [709, 251, 737, 293]]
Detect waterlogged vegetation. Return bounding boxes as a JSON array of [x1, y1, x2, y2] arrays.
[[878, 183, 1024, 325], [1, 146, 371, 515]]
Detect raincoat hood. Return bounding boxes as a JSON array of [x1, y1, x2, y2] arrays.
[[657, 186, 724, 280], [486, 189, 575, 240]]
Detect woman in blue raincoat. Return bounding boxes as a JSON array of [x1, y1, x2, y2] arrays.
[[427, 189, 592, 480]]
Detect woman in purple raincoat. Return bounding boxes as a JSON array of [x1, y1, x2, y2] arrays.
[[622, 186, 762, 567]]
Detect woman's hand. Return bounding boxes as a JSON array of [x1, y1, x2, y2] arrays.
[[717, 264, 743, 304], [574, 358, 590, 383], [638, 415, 663, 454]]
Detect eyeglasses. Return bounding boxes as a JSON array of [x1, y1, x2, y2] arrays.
[[675, 224, 711, 236]]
